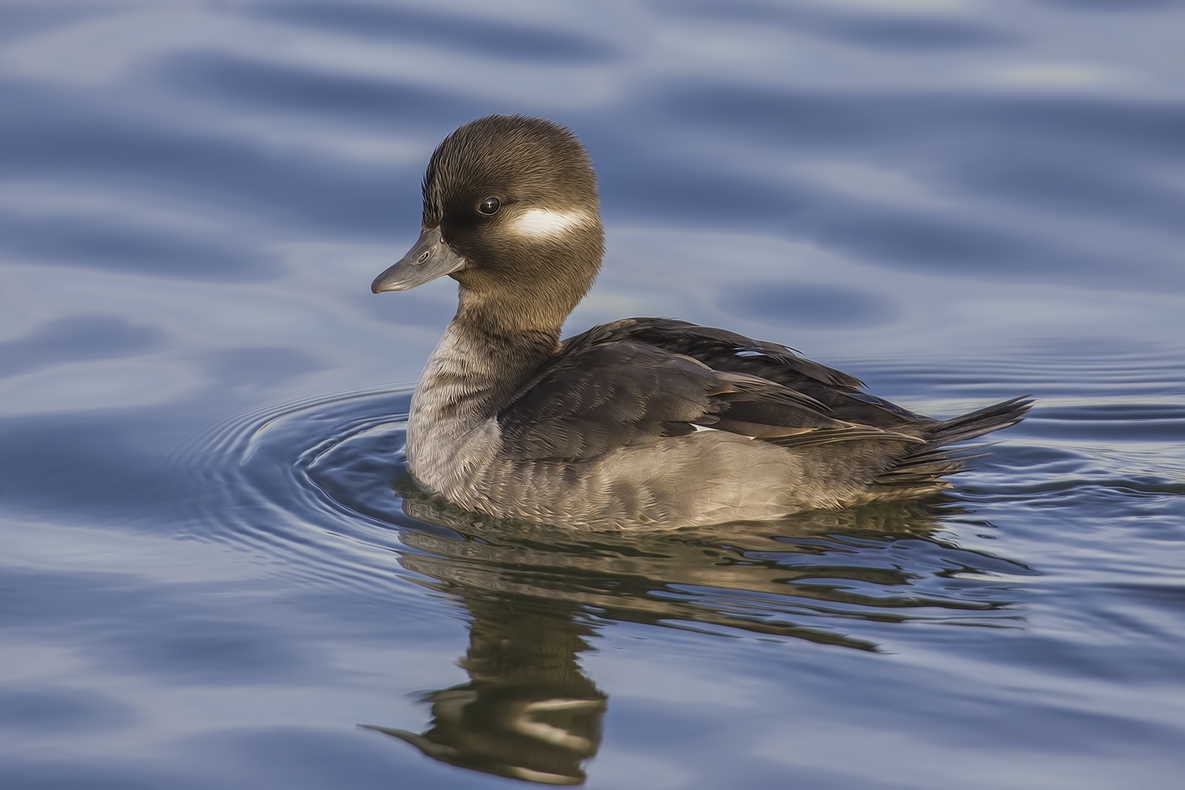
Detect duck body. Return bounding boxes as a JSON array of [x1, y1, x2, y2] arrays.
[[373, 116, 1030, 530]]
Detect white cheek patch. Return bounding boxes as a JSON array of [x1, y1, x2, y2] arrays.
[[510, 208, 591, 240]]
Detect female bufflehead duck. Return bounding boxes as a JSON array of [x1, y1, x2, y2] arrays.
[[372, 115, 1030, 530]]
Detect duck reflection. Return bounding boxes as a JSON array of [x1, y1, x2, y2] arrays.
[[365, 591, 605, 785], [365, 480, 1026, 784]]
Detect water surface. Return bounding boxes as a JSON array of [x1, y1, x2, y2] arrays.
[[1, 1, 1184, 788]]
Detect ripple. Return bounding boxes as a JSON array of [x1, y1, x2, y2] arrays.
[[720, 281, 899, 328], [254, 2, 623, 65], [0, 209, 278, 281], [164, 52, 469, 131], [0, 315, 161, 379], [178, 388, 1052, 652], [0, 687, 136, 733]]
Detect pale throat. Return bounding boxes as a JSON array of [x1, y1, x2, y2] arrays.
[[412, 317, 553, 423]]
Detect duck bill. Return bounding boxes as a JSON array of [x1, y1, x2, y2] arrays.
[[371, 226, 467, 293]]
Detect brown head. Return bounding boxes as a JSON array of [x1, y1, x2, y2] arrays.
[[372, 115, 605, 337]]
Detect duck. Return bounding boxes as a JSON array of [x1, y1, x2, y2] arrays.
[[371, 115, 1031, 530]]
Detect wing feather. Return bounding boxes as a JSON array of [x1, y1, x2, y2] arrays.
[[563, 318, 934, 434], [497, 340, 913, 462]]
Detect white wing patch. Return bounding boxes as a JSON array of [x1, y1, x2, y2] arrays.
[[511, 208, 590, 239], [693, 424, 754, 439]]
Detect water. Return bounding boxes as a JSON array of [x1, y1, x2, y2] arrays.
[[2, 1, 1184, 787]]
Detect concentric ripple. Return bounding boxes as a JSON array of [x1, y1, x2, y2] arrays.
[[173, 386, 1084, 651]]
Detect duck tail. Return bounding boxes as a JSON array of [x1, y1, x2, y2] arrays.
[[927, 395, 1033, 447], [871, 396, 1033, 491]]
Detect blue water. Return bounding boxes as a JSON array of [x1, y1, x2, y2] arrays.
[[2, 1, 1184, 787]]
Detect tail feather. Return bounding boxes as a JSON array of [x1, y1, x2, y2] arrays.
[[926, 395, 1033, 446], [872, 396, 1032, 492]]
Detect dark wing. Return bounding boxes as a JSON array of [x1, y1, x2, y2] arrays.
[[497, 341, 918, 462], [564, 318, 935, 434]]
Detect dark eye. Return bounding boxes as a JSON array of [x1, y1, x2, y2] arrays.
[[478, 197, 501, 215]]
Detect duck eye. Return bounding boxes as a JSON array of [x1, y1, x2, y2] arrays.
[[478, 197, 500, 216]]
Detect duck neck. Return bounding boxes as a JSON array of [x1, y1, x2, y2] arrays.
[[411, 287, 564, 429]]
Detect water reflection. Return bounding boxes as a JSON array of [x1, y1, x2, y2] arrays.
[[350, 470, 1029, 783], [389, 479, 1027, 650], [230, 393, 1030, 783], [364, 593, 605, 786]]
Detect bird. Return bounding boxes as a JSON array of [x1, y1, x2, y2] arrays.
[[371, 115, 1031, 530]]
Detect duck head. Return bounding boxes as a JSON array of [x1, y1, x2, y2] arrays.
[[372, 115, 606, 334]]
